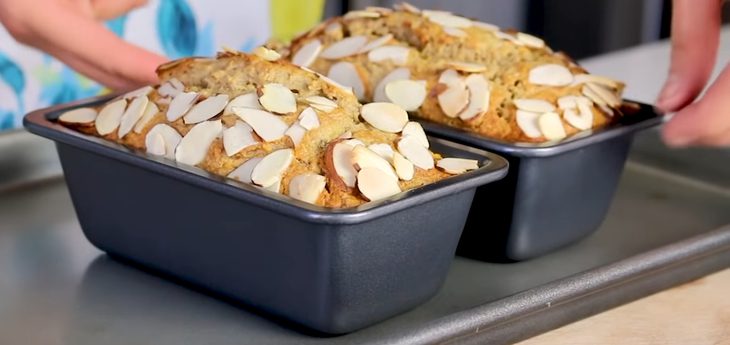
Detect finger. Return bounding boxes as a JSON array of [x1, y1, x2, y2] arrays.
[[90, 0, 149, 20], [662, 63, 730, 147], [655, 0, 722, 113], [691, 126, 730, 146], [24, 1, 167, 89]]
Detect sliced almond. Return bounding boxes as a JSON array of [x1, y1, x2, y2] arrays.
[[365, 6, 392, 14], [95, 99, 127, 135], [233, 108, 289, 142], [352, 145, 399, 181], [288, 173, 327, 204], [448, 61, 487, 73], [368, 143, 395, 161], [401, 121, 429, 148], [571, 74, 620, 89], [59, 107, 97, 124], [563, 102, 594, 131], [459, 74, 491, 121], [298, 107, 320, 130], [328, 62, 366, 100], [183, 94, 229, 124], [528, 64, 574, 87], [228, 157, 263, 184], [331, 141, 358, 188], [262, 179, 282, 193], [513, 99, 556, 113], [516, 32, 545, 48], [515, 110, 542, 138], [443, 27, 467, 38], [292, 39, 323, 68], [123, 86, 154, 100], [368, 46, 410, 65], [344, 138, 365, 148], [251, 149, 294, 187], [285, 123, 307, 146], [118, 95, 149, 138], [585, 82, 621, 107], [169, 78, 185, 92], [318, 71, 355, 95], [304, 96, 338, 112], [538, 112, 567, 140], [174, 120, 222, 165], [259, 83, 297, 114], [325, 22, 342, 35], [158, 81, 181, 98], [392, 152, 414, 181], [320, 35, 368, 59], [397, 136, 434, 170], [134, 101, 159, 134], [360, 34, 393, 53], [145, 123, 182, 160], [252, 46, 281, 61], [424, 12, 472, 28], [224, 93, 262, 115], [473, 21, 499, 31], [361, 102, 409, 133], [223, 121, 257, 156], [558, 95, 586, 110], [374, 68, 410, 102], [385, 79, 427, 111], [344, 10, 381, 19], [437, 158, 479, 174], [493, 31, 524, 45], [357, 167, 401, 202], [396, 2, 420, 14], [437, 69, 470, 118], [157, 97, 172, 105], [581, 84, 608, 107], [167, 91, 199, 121]]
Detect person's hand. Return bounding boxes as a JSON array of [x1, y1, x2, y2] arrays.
[[656, 0, 730, 147], [0, 0, 168, 90]]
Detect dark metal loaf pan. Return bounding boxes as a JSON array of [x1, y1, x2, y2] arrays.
[[23, 97, 508, 334], [421, 102, 662, 261]]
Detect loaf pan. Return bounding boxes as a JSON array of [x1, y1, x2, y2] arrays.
[[420, 101, 662, 261], [23, 96, 508, 334]]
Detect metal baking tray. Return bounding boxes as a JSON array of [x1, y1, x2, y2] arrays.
[[420, 101, 663, 261], [22, 97, 508, 334]]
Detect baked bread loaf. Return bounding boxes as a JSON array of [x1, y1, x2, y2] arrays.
[[277, 3, 626, 143], [57, 50, 480, 208]]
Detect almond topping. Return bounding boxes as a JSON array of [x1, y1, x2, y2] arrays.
[[292, 39, 323, 67], [529, 64, 574, 87], [251, 149, 294, 187], [493, 31, 524, 45], [118, 96, 150, 138], [401, 121, 429, 148], [357, 167, 401, 201], [581, 84, 608, 107], [262, 179, 282, 193], [563, 102, 594, 131], [59, 107, 97, 124], [224, 93, 262, 115], [424, 12, 472, 28], [513, 99, 556, 113], [123, 86, 154, 100], [285, 123, 307, 146], [319, 35, 368, 59], [231, 108, 288, 142], [328, 62, 366, 100], [443, 27, 467, 37], [157, 80, 182, 98], [538, 112, 567, 140], [437, 158, 479, 174], [398, 135, 434, 170], [473, 21, 499, 31], [259, 83, 297, 114], [331, 141, 358, 188], [183, 94, 229, 124], [361, 102, 409, 133], [392, 152, 414, 181], [174, 120, 223, 165], [223, 121, 257, 156], [459, 74, 491, 121], [585, 82, 621, 107], [166, 91, 199, 121], [169, 78, 185, 92], [288, 173, 327, 204], [360, 34, 394, 53], [365, 6, 393, 14], [304, 96, 338, 112], [397, 2, 420, 14], [515, 110, 543, 138], [557, 95, 592, 110], [228, 157, 263, 184], [571, 74, 620, 89], [134, 101, 159, 134], [448, 61, 487, 73], [516, 32, 545, 48], [368, 143, 395, 161], [298, 107, 320, 130], [368, 45, 410, 65], [145, 123, 182, 160], [352, 145, 399, 181], [253, 46, 281, 61], [385, 79, 427, 111], [437, 69, 469, 118], [95, 99, 127, 135], [374, 67, 410, 102], [344, 10, 381, 19]]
